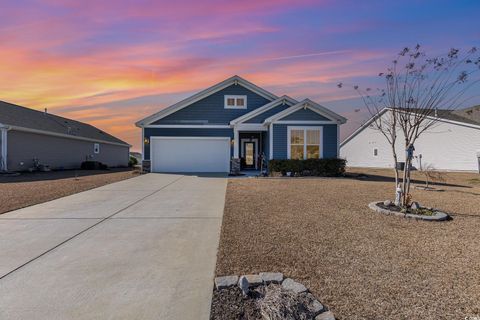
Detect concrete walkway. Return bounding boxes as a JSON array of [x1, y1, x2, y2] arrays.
[[0, 173, 227, 320]]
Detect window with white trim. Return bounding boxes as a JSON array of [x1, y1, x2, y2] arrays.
[[94, 143, 100, 154], [224, 95, 247, 109], [288, 127, 322, 160]]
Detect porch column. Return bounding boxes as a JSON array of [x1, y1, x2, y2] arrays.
[[233, 127, 239, 158], [269, 124, 273, 159]]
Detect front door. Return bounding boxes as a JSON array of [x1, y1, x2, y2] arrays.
[[241, 139, 257, 170]]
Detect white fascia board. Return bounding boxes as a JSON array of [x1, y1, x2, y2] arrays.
[[144, 124, 230, 129], [150, 136, 230, 141], [230, 95, 298, 125], [274, 120, 336, 124], [7, 125, 131, 147], [234, 123, 268, 131], [432, 117, 480, 129], [136, 75, 278, 127]]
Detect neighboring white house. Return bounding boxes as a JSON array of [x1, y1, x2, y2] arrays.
[[340, 107, 480, 172]]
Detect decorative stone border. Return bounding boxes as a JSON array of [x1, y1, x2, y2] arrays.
[[214, 272, 335, 320], [368, 201, 450, 221]]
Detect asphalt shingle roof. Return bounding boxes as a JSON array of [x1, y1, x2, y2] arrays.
[[395, 107, 480, 126], [0, 100, 129, 145]]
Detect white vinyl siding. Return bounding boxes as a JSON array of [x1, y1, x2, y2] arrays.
[[340, 109, 480, 171]]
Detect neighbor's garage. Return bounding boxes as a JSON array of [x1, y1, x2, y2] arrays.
[[150, 137, 231, 173]]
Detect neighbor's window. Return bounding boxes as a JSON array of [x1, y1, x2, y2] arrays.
[[94, 143, 100, 154], [224, 95, 247, 109], [289, 127, 322, 160], [373, 148, 378, 157]]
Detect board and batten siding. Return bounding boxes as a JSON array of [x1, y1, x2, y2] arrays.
[[340, 109, 480, 171], [272, 124, 338, 159], [7, 130, 129, 171], [143, 127, 233, 160], [151, 84, 271, 125]]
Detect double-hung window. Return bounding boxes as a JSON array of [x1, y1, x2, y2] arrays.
[[288, 127, 322, 160], [224, 95, 247, 109]]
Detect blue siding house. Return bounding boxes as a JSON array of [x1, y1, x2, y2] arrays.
[[136, 76, 347, 173]]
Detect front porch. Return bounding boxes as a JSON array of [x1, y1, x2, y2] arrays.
[[233, 131, 268, 171]]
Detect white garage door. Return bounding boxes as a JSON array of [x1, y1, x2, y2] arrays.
[[151, 137, 231, 173]]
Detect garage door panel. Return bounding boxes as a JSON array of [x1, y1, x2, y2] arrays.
[[151, 137, 230, 173]]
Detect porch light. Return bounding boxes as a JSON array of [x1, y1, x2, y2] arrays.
[[144, 137, 150, 144]]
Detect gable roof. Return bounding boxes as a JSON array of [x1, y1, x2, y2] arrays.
[[340, 107, 480, 147], [229, 95, 298, 125], [451, 105, 480, 125], [136, 75, 279, 127], [263, 99, 347, 124], [0, 100, 129, 146]]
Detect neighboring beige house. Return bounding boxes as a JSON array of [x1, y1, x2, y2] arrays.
[[340, 107, 480, 172], [0, 100, 130, 172]]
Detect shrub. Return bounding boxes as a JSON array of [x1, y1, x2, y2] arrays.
[[268, 158, 346, 177], [128, 155, 139, 167], [81, 161, 108, 170]]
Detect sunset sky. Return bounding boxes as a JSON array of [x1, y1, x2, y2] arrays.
[[1, 0, 479, 151]]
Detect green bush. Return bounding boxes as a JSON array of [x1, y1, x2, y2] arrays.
[[268, 158, 346, 177], [128, 155, 139, 167]]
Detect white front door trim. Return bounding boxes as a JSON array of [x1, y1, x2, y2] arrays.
[[240, 138, 258, 169]]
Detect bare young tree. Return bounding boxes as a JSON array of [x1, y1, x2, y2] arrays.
[[420, 163, 446, 189], [339, 45, 480, 206]]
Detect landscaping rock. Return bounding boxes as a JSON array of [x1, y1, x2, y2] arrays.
[[238, 276, 250, 296], [282, 278, 307, 293], [411, 201, 420, 210], [315, 311, 336, 320], [302, 292, 324, 314], [214, 275, 238, 290], [383, 200, 393, 206], [238, 275, 262, 295], [239, 274, 263, 287], [259, 272, 283, 284]]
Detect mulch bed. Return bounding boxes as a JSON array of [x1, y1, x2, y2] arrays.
[[215, 168, 480, 319], [210, 284, 323, 320], [0, 168, 139, 214]]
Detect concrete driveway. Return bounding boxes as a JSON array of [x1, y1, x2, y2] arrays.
[[0, 173, 227, 320]]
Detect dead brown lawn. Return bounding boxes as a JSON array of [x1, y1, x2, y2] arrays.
[[0, 168, 139, 215], [216, 168, 480, 320]]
